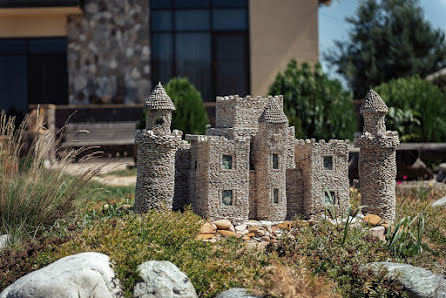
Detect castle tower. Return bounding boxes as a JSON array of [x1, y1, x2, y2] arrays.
[[354, 89, 399, 221], [134, 83, 182, 212], [253, 99, 290, 221]]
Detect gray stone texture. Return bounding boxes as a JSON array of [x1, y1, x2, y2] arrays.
[[215, 288, 260, 298], [134, 85, 182, 213], [432, 195, 446, 208], [67, 0, 150, 104], [135, 87, 353, 222], [355, 89, 399, 221], [0, 252, 121, 298], [366, 262, 443, 298], [133, 261, 197, 298]]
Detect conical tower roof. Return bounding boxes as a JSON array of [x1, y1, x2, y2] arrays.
[[261, 100, 288, 124], [144, 82, 176, 111], [360, 89, 388, 113]]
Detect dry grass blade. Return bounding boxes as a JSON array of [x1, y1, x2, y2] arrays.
[[0, 110, 104, 242]]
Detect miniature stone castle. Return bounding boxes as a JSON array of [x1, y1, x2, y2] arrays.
[[354, 90, 399, 221], [134, 84, 398, 222]]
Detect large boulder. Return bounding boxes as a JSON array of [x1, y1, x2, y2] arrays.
[[0, 252, 121, 298], [133, 260, 197, 298], [366, 262, 442, 297], [215, 288, 260, 298]]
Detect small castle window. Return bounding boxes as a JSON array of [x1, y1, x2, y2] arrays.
[[272, 154, 279, 169], [222, 190, 233, 206], [323, 156, 333, 170], [155, 118, 164, 125], [324, 191, 336, 205], [222, 155, 233, 170], [273, 189, 279, 204]]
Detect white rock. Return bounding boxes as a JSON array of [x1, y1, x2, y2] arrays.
[[133, 260, 197, 298], [432, 195, 446, 208], [235, 224, 247, 232], [0, 252, 121, 298], [0, 234, 10, 251]]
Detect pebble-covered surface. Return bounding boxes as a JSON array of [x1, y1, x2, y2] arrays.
[[196, 214, 390, 246]]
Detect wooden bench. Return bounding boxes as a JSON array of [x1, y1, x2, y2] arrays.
[[61, 122, 137, 157]]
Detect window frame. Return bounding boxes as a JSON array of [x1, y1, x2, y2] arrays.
[[322, 155, 334, 171], [273, 188, 279, 204], [222, 154, 234, 170], [324, 190, 337, 205], [149, 0, 250, 102], [272, 153, 280, 170], [221, 189, 234, 207]]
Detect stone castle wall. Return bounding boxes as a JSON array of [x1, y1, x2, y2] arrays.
[[187, 135, 251, 223], [215, 95, 283, 130], [134, 129, 182, 212], [295, 139, 350, 217], [67, 0, 150, 104], [253, 122, 290, 221], [173, 142, 191, 211], [286, 168, 304, 218], [355, 131, 399, 221]]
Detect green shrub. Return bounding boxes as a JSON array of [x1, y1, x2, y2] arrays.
[[139, 78, 208, 135], [431, 73, 446, 97], [269, 60, 356, 140], [375, 76, 446, 142]]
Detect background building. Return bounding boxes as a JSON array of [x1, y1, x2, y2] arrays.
[[0, 0, 324, 122]]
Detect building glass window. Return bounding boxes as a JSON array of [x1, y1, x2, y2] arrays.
[[222, 154, 233, 169], [150, 0, 249, 102], [272, 154, 279, 169], [0, 38, 68, 113], [222, 190, 233, 206], [273, 189, 279, 204], [323, 156, 333, 170], [324, 191, 336, 205]]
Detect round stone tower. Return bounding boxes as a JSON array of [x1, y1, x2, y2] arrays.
[[134, 83, 182, 212], [253, 99, 290, 221], [354, 89, 399, 221]]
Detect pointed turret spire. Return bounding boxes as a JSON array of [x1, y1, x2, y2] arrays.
[[144, 82, 176, 111], [360, 89, 388, 114], [261, 100, 288, 124]]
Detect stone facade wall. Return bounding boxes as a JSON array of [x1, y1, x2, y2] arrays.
[[253, 122, 290, 221], [249, 170, 257, 219], [355, 131, 399, 221], [215, 95, 282, 130], [286, 168, 304, 218], [186, 135, 251, 223], [173, 142, 191, 211], [134, 129, 182, 212], [358, 148, 397, 220], [67, 0, 150, 104], [294, 139, 350, 217]]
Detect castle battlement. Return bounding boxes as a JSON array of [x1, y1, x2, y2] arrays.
[[354, 131, 400, 148], [135, 129, 182, 147]]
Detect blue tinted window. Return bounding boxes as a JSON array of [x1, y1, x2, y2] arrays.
[[151, 0, 172, 9], [152, 33, 174, 84], [213, 9, 248, 30], [0, 56, 27, 112], [29, 38, 66, 54], [175, 0, 209, 8], [0, 39, 26, 55], [176, 33, 211, 100], [175, 10, 210, 31], [151, 11, 173, 31], [212, 0, 248, 8]]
